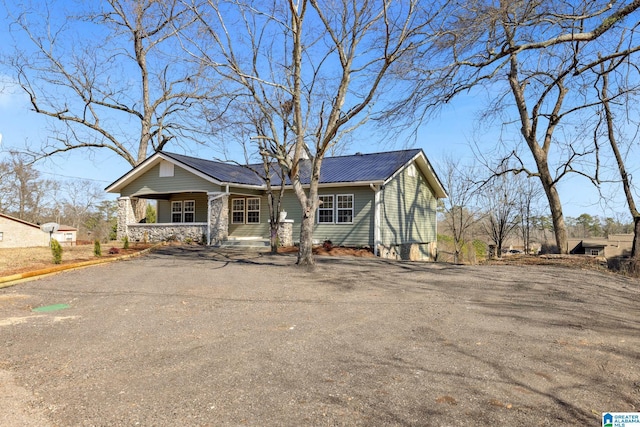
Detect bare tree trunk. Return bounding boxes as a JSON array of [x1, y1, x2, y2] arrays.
[[631, 218, 640, 268], [600, 67, 640, 274], [131, 199, 147, 224], [543, 181, 568, 254], [297, 208, 316, 266]]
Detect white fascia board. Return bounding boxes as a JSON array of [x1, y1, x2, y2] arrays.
[[105, 152, 165, 193], [382, 151, 448, 199], [106, 152, 267, 194]]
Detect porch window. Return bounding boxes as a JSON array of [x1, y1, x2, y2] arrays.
[[171, 201, 183, 222], [231, 197, 261, 224], [318, 195, 334, 223], [232, 199, 245, 224], [336, 194, 353, 224], [171, 200, 196, 223], [246, 198, 260, 223], [184, 200, 195, 223]]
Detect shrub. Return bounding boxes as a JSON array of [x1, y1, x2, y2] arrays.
[[323, 240, 333, 250], [123, 235, 130, 249], [94, 240, 102, 257], [50, 239, 63, 265], [108, 247, 120, 255]]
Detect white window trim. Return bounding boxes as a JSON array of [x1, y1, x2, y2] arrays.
[[336, 194, 354, 224], [231, 197, 261, 224], [246, 197, 261, 224], [171, 201, 183, 223], [231, 199, 245, 224], [318, 195, 334, 224], [184, 200, 196, 223], [317, 194, 354, 224]]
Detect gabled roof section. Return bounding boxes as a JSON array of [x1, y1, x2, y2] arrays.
[[0, 212, 40, 229], [161, 152, 265, 186], [106, 148, 447, 198]]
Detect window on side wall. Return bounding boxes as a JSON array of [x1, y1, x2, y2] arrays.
[[318, 195, 334, 223], [246, 198, 260, 223], [0, 232, 3, 242], [232, 199, 245, 224], [336, 194, 354, 224], [171, 201, 183, 222]]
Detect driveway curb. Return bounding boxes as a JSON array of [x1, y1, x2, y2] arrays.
[[0, 243, 163, 289]]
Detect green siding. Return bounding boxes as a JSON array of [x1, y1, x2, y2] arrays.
[[228, 194, 271, 237], [158, 193, 209, 223], [121, 164, 221, 196], [380, 163, 437, 246], [269, 187, 374, 246]]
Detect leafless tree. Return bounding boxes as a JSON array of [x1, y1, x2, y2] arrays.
[[4, 0, 216, 220], [184, 0, 442, 265], [397, 0, 640, 254], [596, 58, 640, 274], [0, 152, 58, 223], [59, 179, 105, 231], [438, 158, 482, 263], [480, 173, 520, 257]]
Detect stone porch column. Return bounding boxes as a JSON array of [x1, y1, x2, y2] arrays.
[[208, 192, 229, 245], [117, 197, 136, 240]]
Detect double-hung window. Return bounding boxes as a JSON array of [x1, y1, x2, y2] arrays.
[[336, 195, 354, 223], [232, 199, 245, 224], [231, 197, 261, 224], [171, 200, 196, 223], [184, 200, 195, 222], [171, 201, 183, 222], [318, 195, 334, 223], [246, 198, 260, 223], [318, 194, 353, 224]]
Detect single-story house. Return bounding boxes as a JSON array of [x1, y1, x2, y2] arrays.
[[52, 225, 78, 247], [105, 149, 448, 260], [568, 234, 633, 258], [0, 213, 77, 248]]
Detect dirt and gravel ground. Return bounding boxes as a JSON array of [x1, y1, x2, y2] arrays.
[[0, 246, 639, 426]]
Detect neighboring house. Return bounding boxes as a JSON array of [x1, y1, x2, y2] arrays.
[[568, 234, 633, 258], [52, 225, 78, 247], [105, 149, 448, 260], [0, 213, 78, 249], [0, 213, 50, 248]]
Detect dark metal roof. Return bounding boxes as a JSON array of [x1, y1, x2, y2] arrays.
[[161, 152, 266, 186], [161, 149, 423, 186]]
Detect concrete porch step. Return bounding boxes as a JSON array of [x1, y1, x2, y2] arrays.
[[216, 238, 270, 248]]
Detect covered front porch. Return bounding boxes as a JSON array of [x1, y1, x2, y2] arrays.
[[117, 191, 229, 245]]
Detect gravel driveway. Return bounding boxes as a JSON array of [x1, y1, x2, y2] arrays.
[[1, 246, 639, 426]]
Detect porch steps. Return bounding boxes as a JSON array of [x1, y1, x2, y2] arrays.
[[216, 238, 270, 249]]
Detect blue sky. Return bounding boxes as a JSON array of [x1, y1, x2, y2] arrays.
[[0, 2, 633, 222], [0, 79, 628, 220]]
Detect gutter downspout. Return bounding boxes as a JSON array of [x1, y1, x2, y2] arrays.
[[370, 184, 381, 257], [207, 187, 230, 246]]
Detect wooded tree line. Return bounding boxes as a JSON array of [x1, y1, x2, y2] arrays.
[[437, 157, 635, 263], [0, 153, 117, 241], [2, 0, 640, 268]]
